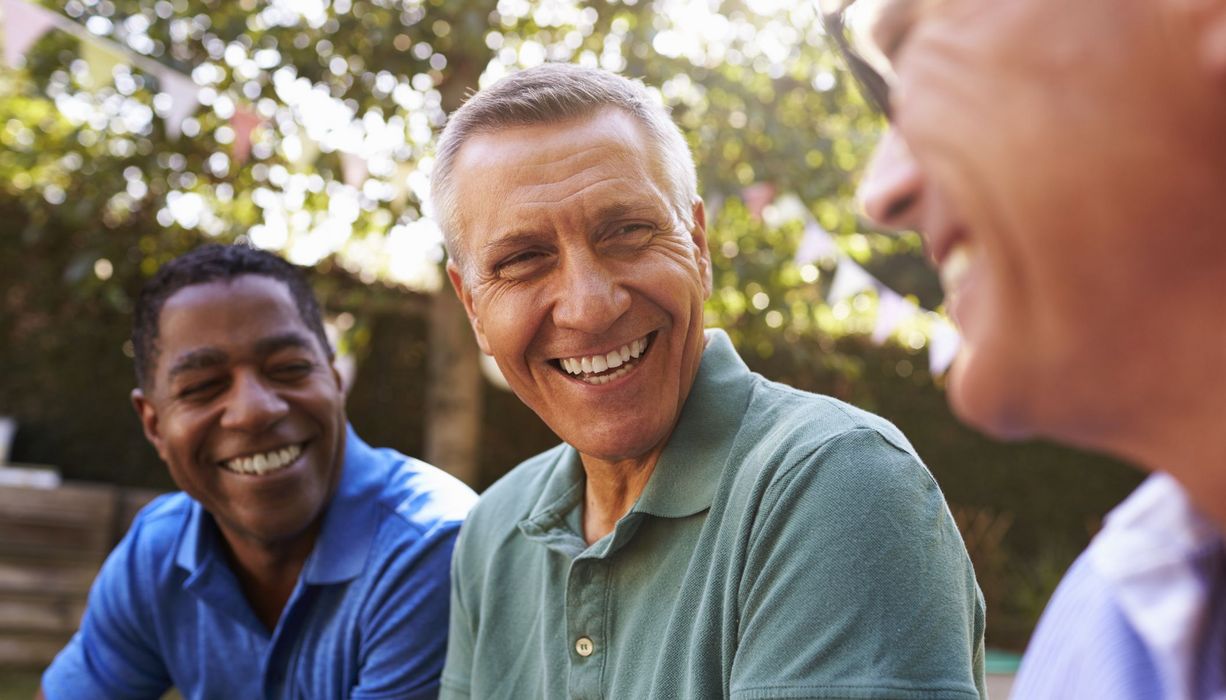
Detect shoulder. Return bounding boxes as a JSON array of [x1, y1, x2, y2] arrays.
[[363, 445, 478, 536], [735, 375, 933, 500], [747, 374, 917, 454], [464, 443, 567, 533], [115, 492, 193, 562]]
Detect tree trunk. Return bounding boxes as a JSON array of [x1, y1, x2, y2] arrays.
[[424, 49, 486, 488], [424, 286, 483, 486]]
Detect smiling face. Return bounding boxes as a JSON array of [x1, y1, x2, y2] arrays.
[[447, 109, 712, 466], [132, 274, 346, 551], [856, 0, 1226, 443]]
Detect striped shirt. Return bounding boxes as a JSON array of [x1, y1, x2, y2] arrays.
[[1012, 473, 1226, 699]]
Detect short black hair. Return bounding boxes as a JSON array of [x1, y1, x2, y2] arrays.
[[132, 243, 333, 388]]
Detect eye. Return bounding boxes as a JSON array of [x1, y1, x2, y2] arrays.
[[274, 360, 311, 377], [494, 249, 552, 280], [603, 222, 654, 249], [270, 361, 314, 381], [177, 379, 224, 401]]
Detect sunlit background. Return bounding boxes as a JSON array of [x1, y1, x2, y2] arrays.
[[0, 0, 1142, 690]]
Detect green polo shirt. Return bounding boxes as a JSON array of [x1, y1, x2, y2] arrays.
[[442, 330, 985, 700]]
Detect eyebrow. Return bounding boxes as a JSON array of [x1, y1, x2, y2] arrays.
[[254, 332, 316, 357], [167, 348, 228, 381], [476, 200, 665, 264], [479, 230, 551, 264], [165, 332, 316, 381], [592, 202, 659, 223]]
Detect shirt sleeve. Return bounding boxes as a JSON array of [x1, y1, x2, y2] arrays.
[[1011, 553, 1163, 699], [730, 427, 986, 700], [350, 519, 462, 700], [41, 514, 172, 700]]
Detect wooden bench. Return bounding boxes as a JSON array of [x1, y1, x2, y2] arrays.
[[0, 482, 162, 668]]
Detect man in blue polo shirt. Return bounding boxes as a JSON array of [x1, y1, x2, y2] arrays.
[[40, 244, 476, 699]]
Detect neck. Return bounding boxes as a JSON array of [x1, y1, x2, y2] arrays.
[[579, 447, 663, 545], [220, 524, 319, 631], [1063, 295, 1226, 532], [1110, 399, 1226, 532]]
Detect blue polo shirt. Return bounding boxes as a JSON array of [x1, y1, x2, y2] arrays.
[[43, 427, 476, 700]]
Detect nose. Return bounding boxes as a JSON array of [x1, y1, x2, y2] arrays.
[[857, 128, 924, 230], [220, 370, 288, 432], [550, 251, 631, 336]]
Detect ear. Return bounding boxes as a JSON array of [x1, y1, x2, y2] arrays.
[[689, 198, 713, 298], [330, 361, 345, 394], [131, 388, 169, 463], [446, 260, 493, 356]]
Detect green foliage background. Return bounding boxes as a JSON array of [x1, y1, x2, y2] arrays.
[[0, 0, 1141, 649]]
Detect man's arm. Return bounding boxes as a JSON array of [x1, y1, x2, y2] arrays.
[[731, 427, 985, 700], [41, 513, 172, 700], [351, 520, 462, 700]]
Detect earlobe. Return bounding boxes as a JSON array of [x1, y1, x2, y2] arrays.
[[446, 260, 493, 356]]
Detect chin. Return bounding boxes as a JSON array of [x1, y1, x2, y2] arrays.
[[946, 351, 1038, 443]]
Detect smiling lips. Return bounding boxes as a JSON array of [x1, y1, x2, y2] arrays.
[[220, 443, 303, 476], [555, 333, 652, 385]]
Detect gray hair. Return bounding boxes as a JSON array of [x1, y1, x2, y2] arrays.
[[431, 63, 699, 277]]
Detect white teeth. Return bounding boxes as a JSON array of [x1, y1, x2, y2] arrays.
[[557, 334, 651, 379], [939, 242, 974, 296], [223, 443, 302, 476]]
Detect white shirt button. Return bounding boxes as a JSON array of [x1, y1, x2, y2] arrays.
[[575, 637, 594, 657]]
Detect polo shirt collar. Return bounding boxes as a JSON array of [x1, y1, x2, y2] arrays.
[[631, 329, 752, 518], [519, 329, 753, 552], [302, 425, 381, 584], [175, 424, 380, 586]]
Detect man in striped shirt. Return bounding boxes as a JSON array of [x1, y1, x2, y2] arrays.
[[823, 0, 1226, 696]]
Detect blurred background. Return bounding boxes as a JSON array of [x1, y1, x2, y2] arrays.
[[0, 0, 1141, 693]]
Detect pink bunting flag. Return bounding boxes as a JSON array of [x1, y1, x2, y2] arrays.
[[927, 315, 961, 375], [230, 106, 263, 165], [2, 0, 58, 68], [871, 288, 918, 345], [741, 182, 776, 220]]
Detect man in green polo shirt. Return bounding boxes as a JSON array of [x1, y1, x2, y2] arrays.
[[431, 63, 986, 700]]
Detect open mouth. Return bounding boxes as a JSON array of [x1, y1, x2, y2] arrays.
[[551, 331, 656, 386], [219, 442, 305, 477]]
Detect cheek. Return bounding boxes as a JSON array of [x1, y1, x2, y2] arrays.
[[475, 295, 540, 363]]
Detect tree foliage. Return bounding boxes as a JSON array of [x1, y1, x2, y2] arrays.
[[1, 0, 1143, 649]]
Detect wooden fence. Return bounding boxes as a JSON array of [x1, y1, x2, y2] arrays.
[[0, 482, 161, 668]]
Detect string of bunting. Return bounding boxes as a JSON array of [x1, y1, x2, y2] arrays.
[[2, 0, 962, 375], [795, 211, 960, 374], [736, 187, 959, 374]]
